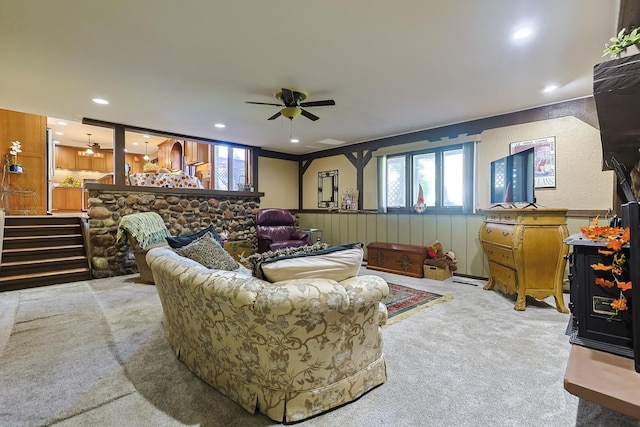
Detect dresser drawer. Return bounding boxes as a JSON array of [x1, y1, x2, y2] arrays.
[[488, 261, 517, 295], [480, 223, 515, 247], [482, 244, 515, 267]]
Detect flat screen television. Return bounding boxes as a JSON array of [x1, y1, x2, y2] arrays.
[[490, 147, 535, 206]]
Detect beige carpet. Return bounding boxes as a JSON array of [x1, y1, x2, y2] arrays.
[[0, 269, 638, 426]]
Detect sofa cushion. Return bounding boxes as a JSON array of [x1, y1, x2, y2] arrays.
[[166, 225, 222, 248], [174, 232, 238, 271], [242, 242, 328, 278], [259, 242, 364, 283]]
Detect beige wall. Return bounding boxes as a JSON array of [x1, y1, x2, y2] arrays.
[[257, 157, 298, 209], [477, 116, 614, 210], [302, 155, 358, 209]]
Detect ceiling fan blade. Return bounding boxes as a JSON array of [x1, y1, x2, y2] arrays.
[[246, 101, 283, 106], [300, 109, 319, 121], [267, 111, 282, 120], [300, 99, 335, 107], [280, 88, 296, 106]]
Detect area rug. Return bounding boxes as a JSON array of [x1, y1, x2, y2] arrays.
[[383, 283, 452, 325]]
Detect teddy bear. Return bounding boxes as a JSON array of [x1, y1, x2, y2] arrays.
[[423, 241, 458, 271]]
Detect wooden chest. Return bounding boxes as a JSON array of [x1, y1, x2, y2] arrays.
[[366, 242, 428, 278]]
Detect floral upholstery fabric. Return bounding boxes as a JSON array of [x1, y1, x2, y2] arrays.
[[147, 247, 388, 422]]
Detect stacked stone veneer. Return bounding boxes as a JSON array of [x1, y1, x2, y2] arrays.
[[87, 188, 260, 278]]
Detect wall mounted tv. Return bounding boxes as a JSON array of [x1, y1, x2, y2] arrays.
[[490, 147, 535, 206]]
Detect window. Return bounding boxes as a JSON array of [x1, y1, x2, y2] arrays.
[[213, 145, 251, 191], [381, 143, 473, 214]]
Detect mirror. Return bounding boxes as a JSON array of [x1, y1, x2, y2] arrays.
[[318, 170, 338, 208]]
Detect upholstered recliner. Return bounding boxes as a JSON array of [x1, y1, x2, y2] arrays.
[[256, 208, 308, 253]]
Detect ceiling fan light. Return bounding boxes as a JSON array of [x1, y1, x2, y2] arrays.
[[85, 147, 94, 155], [281, 107, 301, 119]]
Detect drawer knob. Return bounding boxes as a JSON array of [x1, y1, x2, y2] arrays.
[[502, 231, 510, 236]]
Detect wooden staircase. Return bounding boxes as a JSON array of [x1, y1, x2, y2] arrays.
[[0, 216, 92, 291]]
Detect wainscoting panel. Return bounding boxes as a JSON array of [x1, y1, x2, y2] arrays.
[[298, 212, 593, 279]]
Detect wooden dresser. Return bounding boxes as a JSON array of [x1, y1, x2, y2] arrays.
[[478, 208, 569, 312]]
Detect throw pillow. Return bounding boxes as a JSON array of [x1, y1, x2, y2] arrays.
[[174, 232, 239, 271], [256, 242, 365, 282], [166, 225, 222, 248]]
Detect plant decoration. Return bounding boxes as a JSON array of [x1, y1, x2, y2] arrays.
[[603, 27, 640, 58], [9, 140, 22, 166], [61, 176, 81, 188], [580, 217, 632, 315]]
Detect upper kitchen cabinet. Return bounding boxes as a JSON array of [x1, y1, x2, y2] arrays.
[[157, 139, 183, 171], [185, 140, 209, 165], [55, 145, 112, 172]]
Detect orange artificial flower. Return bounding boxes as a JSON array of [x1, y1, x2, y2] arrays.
[[595, 277, 615, 288], [591, 263, 613, 271], [611, 298, 628, 312], [606, 239, 624, 252], [598, 249, 615, 256], [618, 281, 633, 292]]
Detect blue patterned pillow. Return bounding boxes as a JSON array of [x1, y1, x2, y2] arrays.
[[166, 225, 222, 248]]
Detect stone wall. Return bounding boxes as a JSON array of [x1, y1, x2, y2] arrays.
[[87, 188, 260, 278]]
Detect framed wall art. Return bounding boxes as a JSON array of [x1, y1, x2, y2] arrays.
[[510, 136, 556, 188]]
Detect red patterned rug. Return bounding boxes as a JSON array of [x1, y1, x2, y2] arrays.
[[383, 283, 452, 325]]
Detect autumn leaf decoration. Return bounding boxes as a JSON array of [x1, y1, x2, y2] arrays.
[[580, 217, 632, 314]]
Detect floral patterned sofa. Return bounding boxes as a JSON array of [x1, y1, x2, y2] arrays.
[[146, 246, 389, 423]]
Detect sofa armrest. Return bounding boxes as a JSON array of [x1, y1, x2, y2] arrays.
[[290, 231, 308, 241], [338, 275, 389, 308], [256, 233, 273, 242]]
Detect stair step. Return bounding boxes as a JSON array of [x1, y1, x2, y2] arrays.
[[1, 255, 87, 268], [4, 215, 85, 226], [4, 224, 82, 237], [3, 234, 84, 250], [0, 268, 92, 292], [2, 245, 86, 263]]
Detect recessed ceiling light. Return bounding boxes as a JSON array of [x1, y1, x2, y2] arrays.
[[290, 138, 299, 143], [53, 139, 60, 144], [132, 142, 139, 145], [214, 123, 226, 128], [143, 134, 150, 138], [543, 84, 559, 93], [55, 131, 63, 135], [513, 27, 532, 40], [92, 98, 109, 105], [58, 121, 67, 126]]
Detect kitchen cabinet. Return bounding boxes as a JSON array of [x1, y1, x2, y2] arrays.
[[56, 145, 111, 171], [55, 146, 77, 169], [157, 139, 183, 170], [52, 187, 82, 211], [185, 141, 209, 165], [126, 153, 144, 174]]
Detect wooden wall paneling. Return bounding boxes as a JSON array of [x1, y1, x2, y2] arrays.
[[422, 215, 438, 245], [466, 215, 486, 277], [409, 214, 424, 246], [355, 213, 367, 247], [387, 214, 400, 243], [347, 213, 358, 243], [397, 214, 411, 244], [339, 214, 350, 244], [376, 214, 387, 244], [435, 215, 453, 249], [450, 215, 469, 273], [330, 213, 341, 247]]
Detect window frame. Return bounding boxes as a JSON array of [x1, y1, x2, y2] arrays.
[[380, 143, 473, 215]]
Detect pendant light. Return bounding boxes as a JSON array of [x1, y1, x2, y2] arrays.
[[85, 134, 94, 155], [143, 141, 150, 161]]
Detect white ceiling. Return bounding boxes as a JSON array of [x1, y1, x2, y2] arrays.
[[0, 1, 621, 156]]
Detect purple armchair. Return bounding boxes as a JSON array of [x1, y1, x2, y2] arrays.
[[256, 208, 309, 253]]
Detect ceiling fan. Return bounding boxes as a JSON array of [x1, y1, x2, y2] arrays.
[[85, 133, 101, 154], [246, 88, 335, 121]]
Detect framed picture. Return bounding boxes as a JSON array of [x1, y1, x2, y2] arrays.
[[510, 136, 556, 188]]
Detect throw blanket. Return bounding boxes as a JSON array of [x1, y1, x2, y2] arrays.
[[116, 212, 170, 249]]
